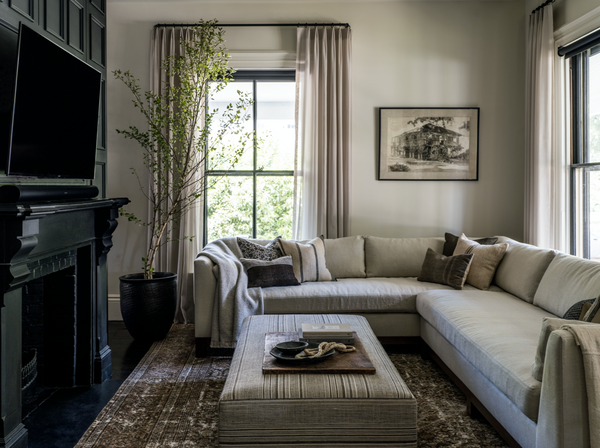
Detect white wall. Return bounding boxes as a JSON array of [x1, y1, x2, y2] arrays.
[[106, 0, 526, 298]]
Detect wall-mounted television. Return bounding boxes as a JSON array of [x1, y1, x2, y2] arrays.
[[7, 23, 101, 179]]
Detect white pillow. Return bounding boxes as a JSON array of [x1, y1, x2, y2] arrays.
[[277, 236, 333, 283]]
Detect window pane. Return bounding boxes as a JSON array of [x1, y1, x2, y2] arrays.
[[256, 176, 293, 239], [256, 82, 295, 170], [206, 176, 253, 241], [589, 50, 600, 162], [209, 81, 254, 170], [590, 170, 600, 261]]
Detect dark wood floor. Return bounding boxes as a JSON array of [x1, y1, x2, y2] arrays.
[[23, 322, 152, 448]]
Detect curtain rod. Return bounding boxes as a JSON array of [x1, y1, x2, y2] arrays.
[[154, 22, 350, 29], [531, 0, 555, 14]]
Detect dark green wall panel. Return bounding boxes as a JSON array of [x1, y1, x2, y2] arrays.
[[9, 0, 34, 22], [67, 0, 84, 53], [44, 0, 65, 40], [89, 14, 104, 67]]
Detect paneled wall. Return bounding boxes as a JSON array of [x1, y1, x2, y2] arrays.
[[0, 0, 107, 197]]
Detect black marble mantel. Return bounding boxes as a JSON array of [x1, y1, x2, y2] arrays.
[[0, 197, 129, 448]]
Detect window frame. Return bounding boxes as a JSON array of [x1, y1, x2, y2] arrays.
[[569, 43, 600, 258], [203, 70, 296, 246]]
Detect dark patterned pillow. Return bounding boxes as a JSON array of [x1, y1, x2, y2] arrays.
[[417, 248, 474, 290], [442, 233, 498, 257], [562, 298, 596, 320], [240, 256, 300, 288], [237, 237, 282, 261]]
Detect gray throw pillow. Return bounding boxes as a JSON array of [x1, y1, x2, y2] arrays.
[[562, 298, 596, 320], [417, 248, 474, 290], [237, 237, 282, 261], [240, 256, 300, 288], [443, 233, 498, 257], [277, 236, 333, 283]]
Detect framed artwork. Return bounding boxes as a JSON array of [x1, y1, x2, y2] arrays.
[[378, 107, 480, 181]]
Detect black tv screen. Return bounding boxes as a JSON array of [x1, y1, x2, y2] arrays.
[[7, 23, 101, 179]]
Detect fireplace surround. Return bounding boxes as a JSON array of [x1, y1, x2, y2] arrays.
[[0, 197, 128, 448]]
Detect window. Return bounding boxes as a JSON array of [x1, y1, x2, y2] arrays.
[[204, 71, 295, 244], [570, 40, 600, 259]]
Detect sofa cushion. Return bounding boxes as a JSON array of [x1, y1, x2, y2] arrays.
[[417, 289, 555, 422], [453, 234, 508, 290], [364, 236, 444, 278], [493, 236, 556, 303], [324, 236, 366, 278], [262, 277, 494, 314], [534, 252, 600, 317]]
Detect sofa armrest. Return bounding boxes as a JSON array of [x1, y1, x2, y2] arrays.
[[194, 255, 217, 338], [536, 329, 590, 448]]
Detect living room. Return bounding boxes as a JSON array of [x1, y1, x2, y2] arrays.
[[1, 0, 600, 447]]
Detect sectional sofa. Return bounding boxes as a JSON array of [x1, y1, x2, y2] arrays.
[[194, 235, 598, 448]]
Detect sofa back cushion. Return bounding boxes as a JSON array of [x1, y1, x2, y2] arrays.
[[534, 252, 600, 316], [324, 236, 366, 278], [365, 236, 444, 277], [493, 236, 557, 303]]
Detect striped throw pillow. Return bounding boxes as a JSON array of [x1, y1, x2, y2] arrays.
[[453, 233, 508, 290], [277, 236, 333, 283]]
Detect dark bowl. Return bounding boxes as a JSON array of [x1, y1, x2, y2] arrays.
[[275, 341, 309, 353]]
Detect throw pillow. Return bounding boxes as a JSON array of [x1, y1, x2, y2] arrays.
[[562, 298, 596, 320], [277, 236, 333, 283], [240, 256, 300, 288], [237, 237, 282, 261], [582, 297, 600, 322], [417, 248, 474, 290], [531, 317, 597, 381], [443, 233, 498, 257], [453, 234, 508, 290]]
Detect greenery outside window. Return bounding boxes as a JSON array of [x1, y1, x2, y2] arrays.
[[204, 71, 295, 245], [570, 43, 600, 260]]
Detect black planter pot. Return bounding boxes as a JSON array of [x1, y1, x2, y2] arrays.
[[119, 272, 177, 342]]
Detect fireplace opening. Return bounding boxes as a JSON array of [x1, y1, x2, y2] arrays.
[[21, 258, 91, 406]]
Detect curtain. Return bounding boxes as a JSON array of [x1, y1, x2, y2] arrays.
[[524, 6, 556, 248], [293, 26, 352, 240], [150, 27, 202, 323]]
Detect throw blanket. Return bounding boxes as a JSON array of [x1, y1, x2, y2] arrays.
[[562, 324, 600, 448], [198, 238, 263, 348]]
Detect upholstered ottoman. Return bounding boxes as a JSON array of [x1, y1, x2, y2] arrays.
[[219, 314, 417, 447]]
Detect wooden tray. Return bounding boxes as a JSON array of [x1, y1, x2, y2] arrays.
[[262, 332, 376, 375]]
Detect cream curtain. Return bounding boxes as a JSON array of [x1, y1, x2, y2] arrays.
[[150, 27, 202, 323], [293, 26, 352, 240], [525, 6, 556, 249]]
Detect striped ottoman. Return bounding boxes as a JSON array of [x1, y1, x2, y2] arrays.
[[219, 314, 417, 447]]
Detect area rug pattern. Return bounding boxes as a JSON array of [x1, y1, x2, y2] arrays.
[[75, 324, 508, 448]]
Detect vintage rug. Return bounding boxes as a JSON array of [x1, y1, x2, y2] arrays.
[[75, 324, 508, 448]]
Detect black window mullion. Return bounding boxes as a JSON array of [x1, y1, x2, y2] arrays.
[[572, 55, 582, 164], [252, 79, 258, 239]]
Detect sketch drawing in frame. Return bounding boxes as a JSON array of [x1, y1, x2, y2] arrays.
[[378, 108, 479, 181]]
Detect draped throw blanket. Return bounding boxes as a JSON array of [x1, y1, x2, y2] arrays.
[[150, 27, 203, 324], [293, 26, 352, 240], [198, 237, 264, 348], [524, 5, 556, 249], [562, 324, 600, 448]]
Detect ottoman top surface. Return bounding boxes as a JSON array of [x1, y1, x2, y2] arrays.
[[221, 314, 414, 401]]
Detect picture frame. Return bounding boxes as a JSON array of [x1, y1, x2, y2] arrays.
[[378, 107, 480, 181]]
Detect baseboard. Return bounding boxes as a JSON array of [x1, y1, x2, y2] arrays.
[[108, 294, 122, 321]]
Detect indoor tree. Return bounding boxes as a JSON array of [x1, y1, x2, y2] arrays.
[[114, 19, 253, 279]]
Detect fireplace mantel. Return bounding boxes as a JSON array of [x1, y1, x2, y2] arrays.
[[0, 197, 129, 448]]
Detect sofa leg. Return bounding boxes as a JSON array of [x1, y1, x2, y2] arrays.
[[466, 397, 483, 420], [196, 337, 210, 357]]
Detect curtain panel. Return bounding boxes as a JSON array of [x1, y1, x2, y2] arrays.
[[524, 6, 556, 249], [293, 26, 352, 240], [150, 27, 202, 323]]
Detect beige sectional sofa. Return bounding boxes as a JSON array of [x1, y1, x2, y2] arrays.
[[194, 235, 597, 448]]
